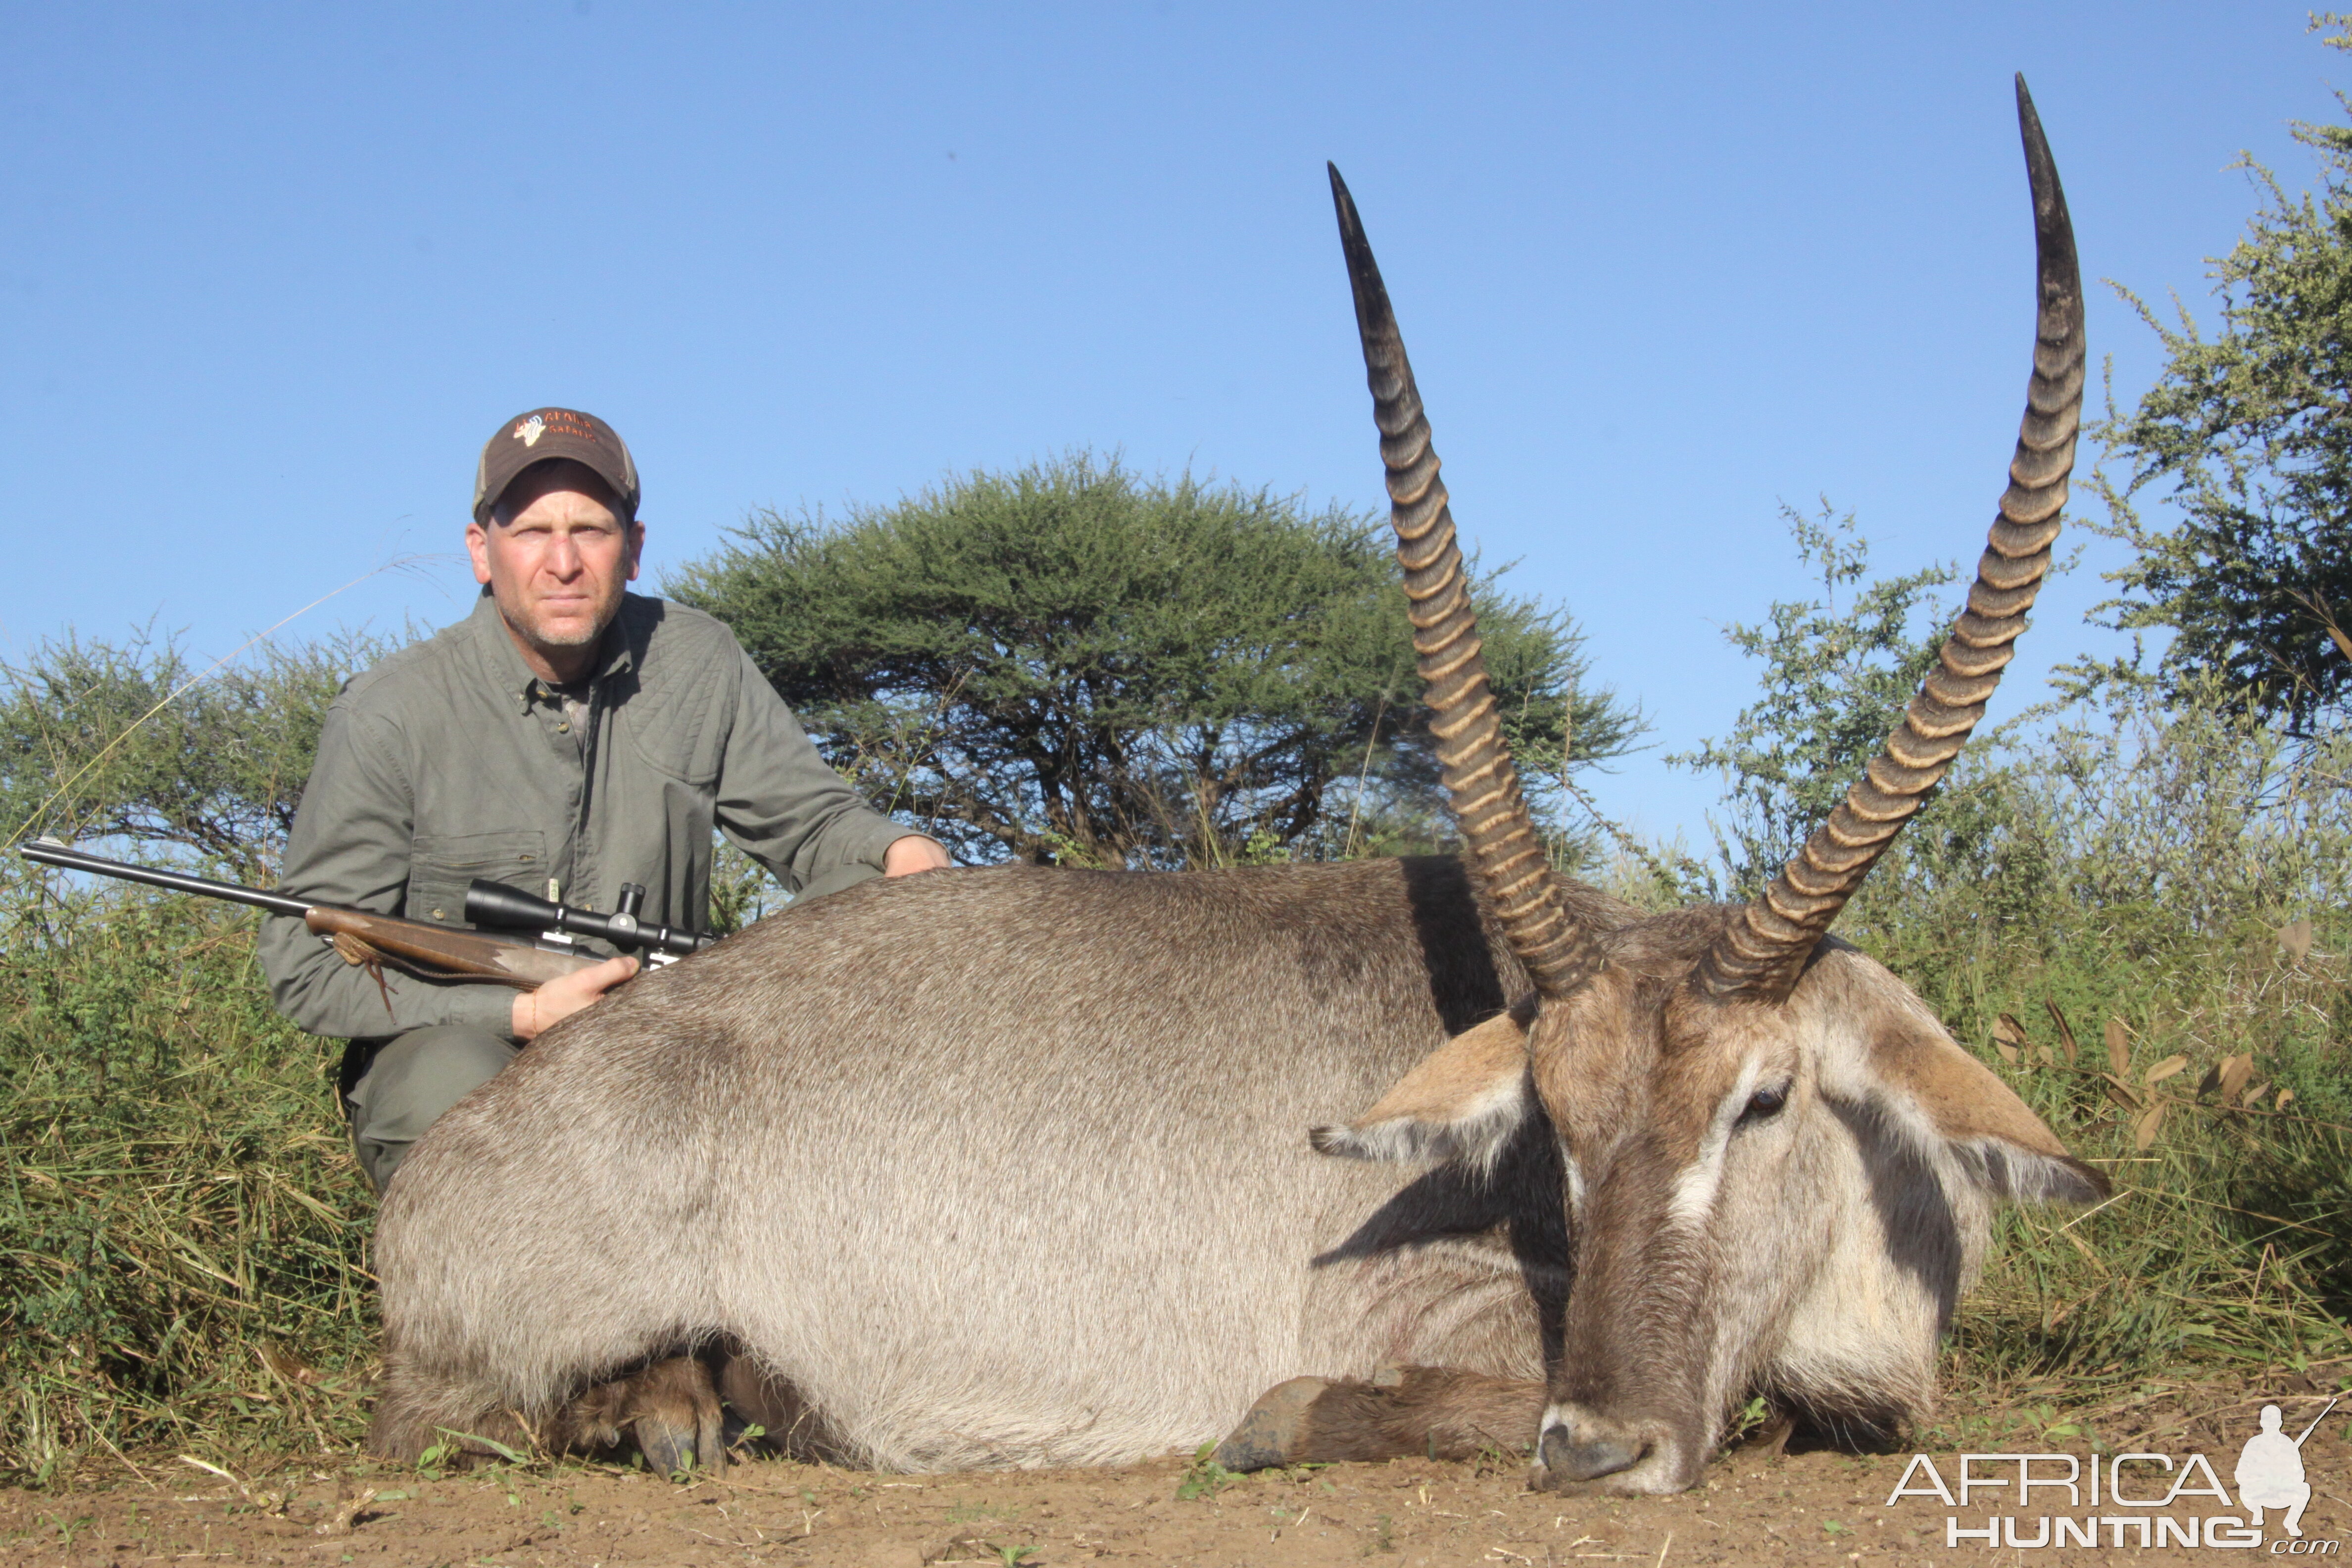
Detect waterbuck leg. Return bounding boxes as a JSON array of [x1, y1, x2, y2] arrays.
[[546, 1356, 726, 1477], [365, 1352, 535, 1465], [716, 1350, 847, 1462], [1217, 1366, 1549, 1470]]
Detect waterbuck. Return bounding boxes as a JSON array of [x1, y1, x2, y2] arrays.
[[366, 78, 2101, 1495]]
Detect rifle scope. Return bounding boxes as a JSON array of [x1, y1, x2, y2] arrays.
[[464, 879, 713, 960]]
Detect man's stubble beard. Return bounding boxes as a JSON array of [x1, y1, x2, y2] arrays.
[[505, 584, 624, 659]]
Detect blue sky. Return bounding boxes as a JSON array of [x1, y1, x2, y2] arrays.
[[0, 2, 2332, 850]]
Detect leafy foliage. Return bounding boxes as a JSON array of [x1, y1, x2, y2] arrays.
[[671, 452, 1641, 870], [1175, 1440, 1242, 1501], [1668, 502, 1955, 896], [0, 629, 391, 880], [2087, 15, 2352, 728]]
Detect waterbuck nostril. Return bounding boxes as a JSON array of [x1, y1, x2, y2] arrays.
[[1539, 1421, 1641, 1482]]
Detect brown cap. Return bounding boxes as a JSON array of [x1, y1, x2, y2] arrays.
[[473, 408, 641, 524]]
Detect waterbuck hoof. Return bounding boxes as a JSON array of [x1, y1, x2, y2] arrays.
[[553, 1356, 726, 1478], [1215, 1376, 1330, 1472], [635, 1357, 726, 1479], [635, 1415, 705, 1480]]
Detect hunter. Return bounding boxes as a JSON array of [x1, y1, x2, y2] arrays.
[[259, 407, 948, 1191]]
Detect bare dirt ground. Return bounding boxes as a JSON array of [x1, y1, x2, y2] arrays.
[[0, 1418, 2343, 1568]]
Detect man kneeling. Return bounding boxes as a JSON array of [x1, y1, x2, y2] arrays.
[[261, 407, 946, 1193]]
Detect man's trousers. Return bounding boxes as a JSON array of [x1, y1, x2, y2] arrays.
[[339, 1026, 518, 1193]]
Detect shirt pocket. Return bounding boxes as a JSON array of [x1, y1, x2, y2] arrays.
[[406, 829, 548, 927]]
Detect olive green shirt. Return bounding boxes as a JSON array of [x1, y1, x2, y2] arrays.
[[259, 590, 904, 1041]]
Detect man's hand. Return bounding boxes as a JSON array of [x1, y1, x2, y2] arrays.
[[883, 835, 952, 877], [513, 952, 639, 1042]]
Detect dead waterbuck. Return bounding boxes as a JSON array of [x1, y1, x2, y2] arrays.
[[365, 78, 2100, 1493]]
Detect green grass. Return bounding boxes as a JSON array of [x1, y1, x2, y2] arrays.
[[0, 865, 376, 1481], [1933, 924, 2352, 1413], [4, 692, 2349, 1481], [1836, 694, 2352, 1411], [1176, 1441, 1242, 1501]]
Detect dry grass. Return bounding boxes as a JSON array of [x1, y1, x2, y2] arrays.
[[0, 864, 376, 1481], [2, 685, 2348, 1481], [1847, 689, 2352, 1412]]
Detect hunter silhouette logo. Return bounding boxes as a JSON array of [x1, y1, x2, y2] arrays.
[[513, 414, 548, 447], [1886, 1395, 2340, 1550], [2239, 1400, 2334, 1539]]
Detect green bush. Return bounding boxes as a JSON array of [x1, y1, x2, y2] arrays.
[[0, 629, 391, 881], [0, 861, 373, 1481], [3, 488, 2347, 1482], [1844, 686, 2352, 1398]]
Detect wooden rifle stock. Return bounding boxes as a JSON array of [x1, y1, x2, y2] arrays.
[[300, 906, 597, 989]]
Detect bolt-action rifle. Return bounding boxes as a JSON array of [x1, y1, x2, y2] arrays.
[[17, 837, 714, 991]]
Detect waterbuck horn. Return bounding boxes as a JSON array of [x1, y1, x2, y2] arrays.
[[1694, 76, 2084, 1004], [1329, 163, 1606, 1001]]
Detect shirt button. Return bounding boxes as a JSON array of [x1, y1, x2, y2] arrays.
[[557, 720, 571, 733], [431, 907, 446, 921]]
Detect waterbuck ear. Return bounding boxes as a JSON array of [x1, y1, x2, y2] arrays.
[[1867, 1030, 2111, 1205], [1310, 1007, 1532, 1172]]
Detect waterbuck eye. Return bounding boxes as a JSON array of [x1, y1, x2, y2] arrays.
[[1735, 1082, 1790, 1128]]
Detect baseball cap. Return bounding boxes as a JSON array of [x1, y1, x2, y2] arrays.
[[473, 407, 642, 524]]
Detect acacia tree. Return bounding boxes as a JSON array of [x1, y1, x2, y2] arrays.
[[671, 453, 1640, 870], [0, 630, 387, 882], [2091, 17, 2352, 728]]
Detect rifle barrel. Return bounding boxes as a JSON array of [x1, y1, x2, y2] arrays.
[[17, 838, 315, 920]]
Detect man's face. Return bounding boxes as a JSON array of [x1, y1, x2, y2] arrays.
[[466, 459, 644, 678]]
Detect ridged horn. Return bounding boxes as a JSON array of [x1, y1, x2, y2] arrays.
[[1694, 76, 2085, 1004], [1329, 163, 1605, 1000]]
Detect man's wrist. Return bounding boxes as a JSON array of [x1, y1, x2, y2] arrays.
[[882, 835, 951, 877]]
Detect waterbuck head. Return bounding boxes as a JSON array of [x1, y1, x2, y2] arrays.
[[1313, 78, 2106, 1495]]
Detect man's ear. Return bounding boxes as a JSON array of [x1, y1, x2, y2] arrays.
[[1866, 1030, 2110, 1205], [625, 518, 645, 582], [1310, 1008, 1533, 1174], [466, 519, 493, 586]]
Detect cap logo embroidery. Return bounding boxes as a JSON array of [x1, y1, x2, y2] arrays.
[[513, 414, 548, 447]]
